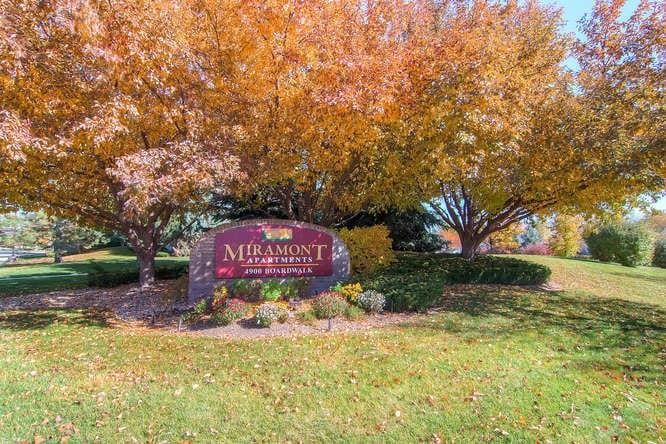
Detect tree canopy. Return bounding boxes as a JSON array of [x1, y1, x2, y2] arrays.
[[1, 0, 663, 281]]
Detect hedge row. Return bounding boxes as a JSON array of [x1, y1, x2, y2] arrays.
[[87, 263, 189, 288], [360, 253, 551, 312]]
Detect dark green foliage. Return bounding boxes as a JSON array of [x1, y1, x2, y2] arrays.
[[182, 299, 207, 324], [87, 269, 138, 288], [52, 217, 111, 259], [260, 280, 283, 301], [585, 223, 655, 266], [443, 256, 551, 285], [87, 263, 188, 288], [232, 279, 262, 301], [155, 263, 189, 279], [653, 238, 666, 268], [257, 278, 310, 302], [344, 207, 445, 252], [361, 253, 551, 312]]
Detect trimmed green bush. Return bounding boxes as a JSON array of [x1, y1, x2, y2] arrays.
[[87, 270, 138, 288], [653, 238, 666, 268], [87, 263, 188, 288], [361, 253, 551, 312], [585, 223, 654, 266], [443, 256, 551, 285]]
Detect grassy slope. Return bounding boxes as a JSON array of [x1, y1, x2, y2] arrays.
[[1, 255, 665, 442], [516, 255, 666, 307], [0, 247, 188, 295]]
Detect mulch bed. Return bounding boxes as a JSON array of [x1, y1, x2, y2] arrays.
[[0, 282, 420, 339]]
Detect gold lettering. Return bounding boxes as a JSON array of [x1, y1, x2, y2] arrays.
[[314, 244, 328, 261], [275, 245, 288, 256], [223, 244, 245, 262], [252, 244, 262, 256], [300, 245, 311, 256], [288, 244, 300, 255], [264, 245, 274, 256]]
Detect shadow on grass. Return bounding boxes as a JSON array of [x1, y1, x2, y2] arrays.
[[0, 309, 111, 331], [602, 268, 666, 284], [405, 286, 666, 376], [426, 286, 665, 334]]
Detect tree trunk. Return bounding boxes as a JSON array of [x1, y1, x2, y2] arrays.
[[137, 249, 156, 288], [459, 233, 484, 259], [54, 250, 63, 263]]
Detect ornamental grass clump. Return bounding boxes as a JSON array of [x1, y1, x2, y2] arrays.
[[357, 290, 386, 313], [211, 298, 249, 326], [255, 302, 288, 327], [312, 291, 348, 320]]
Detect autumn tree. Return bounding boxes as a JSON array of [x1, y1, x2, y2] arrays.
[[549, 214, 583, 257], [0, 0, 240, 286], [487, 223, 524, 253], [187, 0, 422, 226], [404, 0, 664, 258]]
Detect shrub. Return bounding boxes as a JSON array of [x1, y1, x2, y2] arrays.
[[296, 309, 317, 324], [361, 253, 551, 312], [255, 303, 287, 327], [182, 299, 207, 324], [653, 238, 666, 268], [284, 278, 311, 299], [344, 304, 364, 320], [155, 263, 188, 279], [260, 280, 284, 301], [257, 278, 310, 302], [444, 256, 551, 285], [211, 298, 249, 326], [232, 279, 262, 302], [357, 290, 386, 313], [87, 263, 188, 288], [311, 291, 348, 319], [518, 243, 552, 256], [585, 223, 654, 266], [211, 284, 229, 309], [338, 225, 396, 275], [330, 282, 363, 303], [87, 270, 138, 288]]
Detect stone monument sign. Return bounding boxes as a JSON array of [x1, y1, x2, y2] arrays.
[[188, 219, 350, 303]]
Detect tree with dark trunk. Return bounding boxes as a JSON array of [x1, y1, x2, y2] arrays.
[[429, 184, 534, 259], [0, 0, 240, 288], [412, 1, 664, 258]]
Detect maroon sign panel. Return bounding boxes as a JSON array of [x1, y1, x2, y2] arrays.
[[215, 224, 333, 279]]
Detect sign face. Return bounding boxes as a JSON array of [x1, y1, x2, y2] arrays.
[[214, 224, 333, 278]]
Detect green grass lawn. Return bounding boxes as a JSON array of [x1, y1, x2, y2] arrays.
[[1, 254, 665, 442], [516, 254, 666, 307], [0, 247, 188, 295]]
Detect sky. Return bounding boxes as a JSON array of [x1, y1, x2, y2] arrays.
[[554, 0, 665, 212], [555, 0, 640, 35]]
